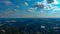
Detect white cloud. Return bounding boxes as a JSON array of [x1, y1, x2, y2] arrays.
[[33, 1, 45, 9], [42, 0, 59, 10], [24, 2, 29, 6], [16, 5, 20, 8], [43, 4, 53, 10], [4, 1, 12, 5], [1, 0, 12, 5], [43, 0, 47, 6], [47, 4, 53, 10], [34, 1, 43, 6], [53, 6, 60, 10], [27, 7, 38, 12], [44, 4, 59, 10], [36, 1, 42, 5], [43, 0, 47, 4], [14, 9, 17, 11], [5, 1, 11, 4], [53, 0, 59, 4], [51, 6, 60, 14], [33, 1, 53, 10]]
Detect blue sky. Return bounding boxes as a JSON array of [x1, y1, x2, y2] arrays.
[[0, 0, 60, 18]]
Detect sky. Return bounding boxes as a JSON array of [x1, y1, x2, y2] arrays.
[[0, 0, 60, 18]]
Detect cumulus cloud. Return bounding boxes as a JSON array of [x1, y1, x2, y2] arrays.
[[53, 6, 60, 10], [13, 9, 19, 12], [0, 0, 12, 5], [4, 1, 12, 5], [16, 5, 20, 8], [42, 0, 54, 10], [34, 1, 43, 6], [50, 6, 60, 14], [35, 1, 42, 5], [43, 4, 53, 10], [33, 1, 53, 10], [43, 1, 59, 10], [30, 0, 60, 13], [37, 11, 44, 14], [43, 0, 47, 4], [34, 1, 44, 9], [24, 2, 29, 6], [27, 7, 38, 12], [53, 0, 59, 4]]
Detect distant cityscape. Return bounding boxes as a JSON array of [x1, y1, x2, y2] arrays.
[[0, 18, 60, 34]]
